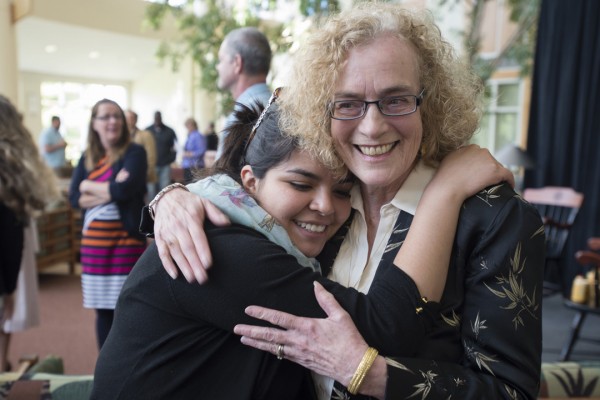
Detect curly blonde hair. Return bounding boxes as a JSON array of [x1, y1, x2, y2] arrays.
[[279, 2, 483, 173], [0, 95, 60, 221]]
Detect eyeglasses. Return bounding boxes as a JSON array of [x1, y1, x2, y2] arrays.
[[242, 87, 282, 159], [95, 114, 122, 122], [328, 89, 425, 120]]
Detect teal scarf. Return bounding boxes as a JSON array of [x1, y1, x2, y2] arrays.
[[187, 174, 321, 273]]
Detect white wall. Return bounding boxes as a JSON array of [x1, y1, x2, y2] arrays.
[[131, 55, 218, 145]]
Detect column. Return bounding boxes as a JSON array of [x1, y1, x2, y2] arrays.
[[0, 0, 18, 102]]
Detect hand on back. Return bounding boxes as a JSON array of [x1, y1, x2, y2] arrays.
[[428, 144, 514, 203], [154, 187, 230, 283]]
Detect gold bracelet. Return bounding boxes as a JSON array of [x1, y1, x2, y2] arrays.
[[148, 183, 189, 220], [347, 347, 379, 395]]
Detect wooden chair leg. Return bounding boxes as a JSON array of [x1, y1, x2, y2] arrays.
[[560, 311, 586, 361]]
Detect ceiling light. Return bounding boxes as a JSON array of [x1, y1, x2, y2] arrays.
[[88, 51, 100, 59], [44, 45, 57, 53]]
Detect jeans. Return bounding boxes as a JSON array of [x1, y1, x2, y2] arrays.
[[146, 182, 157, 204], [155, 165, 172, 193]]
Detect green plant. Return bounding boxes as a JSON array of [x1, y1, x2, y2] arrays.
[[439, 0, 540, 82]]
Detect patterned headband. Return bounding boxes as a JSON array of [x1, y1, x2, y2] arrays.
[[241, 87, 282, 162]]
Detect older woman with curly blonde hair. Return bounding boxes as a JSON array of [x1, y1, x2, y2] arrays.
[[0, 95, 60, 371], [278, 5, 482, 175], [148, 3, 544, 399]]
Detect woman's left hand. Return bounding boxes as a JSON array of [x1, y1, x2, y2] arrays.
[[234, 282, 367, 386]]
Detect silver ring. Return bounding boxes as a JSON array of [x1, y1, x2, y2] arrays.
[[276, 344, 285, 360]]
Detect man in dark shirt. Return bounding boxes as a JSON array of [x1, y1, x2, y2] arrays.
[[205, 121, 219, 151], [146, 111, 177, 199]]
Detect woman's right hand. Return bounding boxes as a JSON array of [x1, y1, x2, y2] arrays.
[[430, 144, 515, 202], [153, 187, 230, 283]]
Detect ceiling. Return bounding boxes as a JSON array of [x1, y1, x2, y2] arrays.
[[15, 16, 163, 82]]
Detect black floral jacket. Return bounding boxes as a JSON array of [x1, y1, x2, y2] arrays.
[[334, 183, 545, 400]]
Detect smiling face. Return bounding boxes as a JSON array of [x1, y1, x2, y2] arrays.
[[330, 35, 423, 195], [93, 102, 125, 150], [242, 150, 353, 258]]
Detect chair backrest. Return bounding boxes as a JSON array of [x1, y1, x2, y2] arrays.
[[523, 186, 584, 259], [575, 250, 600, 267], [588, 237, 600, 251]]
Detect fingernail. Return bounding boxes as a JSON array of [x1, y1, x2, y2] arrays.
[[167, 268, 177, 280], [201, 256, 212, 269], [183, 272, 193, 283]]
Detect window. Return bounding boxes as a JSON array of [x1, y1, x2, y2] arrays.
[[472, 80, 523, 153]]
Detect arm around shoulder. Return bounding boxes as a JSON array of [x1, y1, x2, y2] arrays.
[[382, 185, 545, 399]]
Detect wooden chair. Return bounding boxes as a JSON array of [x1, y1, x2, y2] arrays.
[[588, 237, 600, 251], [522, 186, 584, 296], [560, 246, 600, 361]]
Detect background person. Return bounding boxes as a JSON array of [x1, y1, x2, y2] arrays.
[[181, 117, 206, 183], [146, 111, 177, 196], [204, 121, 219, 168], [69, 99, 147, 349], [125, 109, 157, 202], [149, 4, 544, 399], [215, 27, 272, 160], [0, 95, 59, 371], [205, 121, 218, 151], [39, 115, 67, 170]]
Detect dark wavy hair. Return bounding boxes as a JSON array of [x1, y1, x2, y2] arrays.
[[200, 102, 297, 185], [0, 95, 59, 221]]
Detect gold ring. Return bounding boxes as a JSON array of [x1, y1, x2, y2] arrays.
[[276, 344, 285, 360]]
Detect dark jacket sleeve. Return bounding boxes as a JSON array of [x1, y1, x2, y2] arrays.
[[168, 223, 432, 356], [383, 187, 545, 399], [108, 144, 147, 202], [68, 155, 87, 209], [0, 204, 24, 295], [110, 144, 147, 239]]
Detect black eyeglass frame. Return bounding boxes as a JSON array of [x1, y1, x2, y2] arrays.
[[328, 89, 425, 121]]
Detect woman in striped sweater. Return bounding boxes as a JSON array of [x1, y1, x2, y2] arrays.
[[69, 98, 148, 349]]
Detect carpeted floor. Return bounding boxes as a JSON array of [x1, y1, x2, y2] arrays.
[[6, 262, 600, 376], [8, 264, 97, 375]]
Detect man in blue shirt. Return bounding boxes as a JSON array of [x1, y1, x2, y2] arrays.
[[39, 116, 67, 169], [215, 27, 272, 159]]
